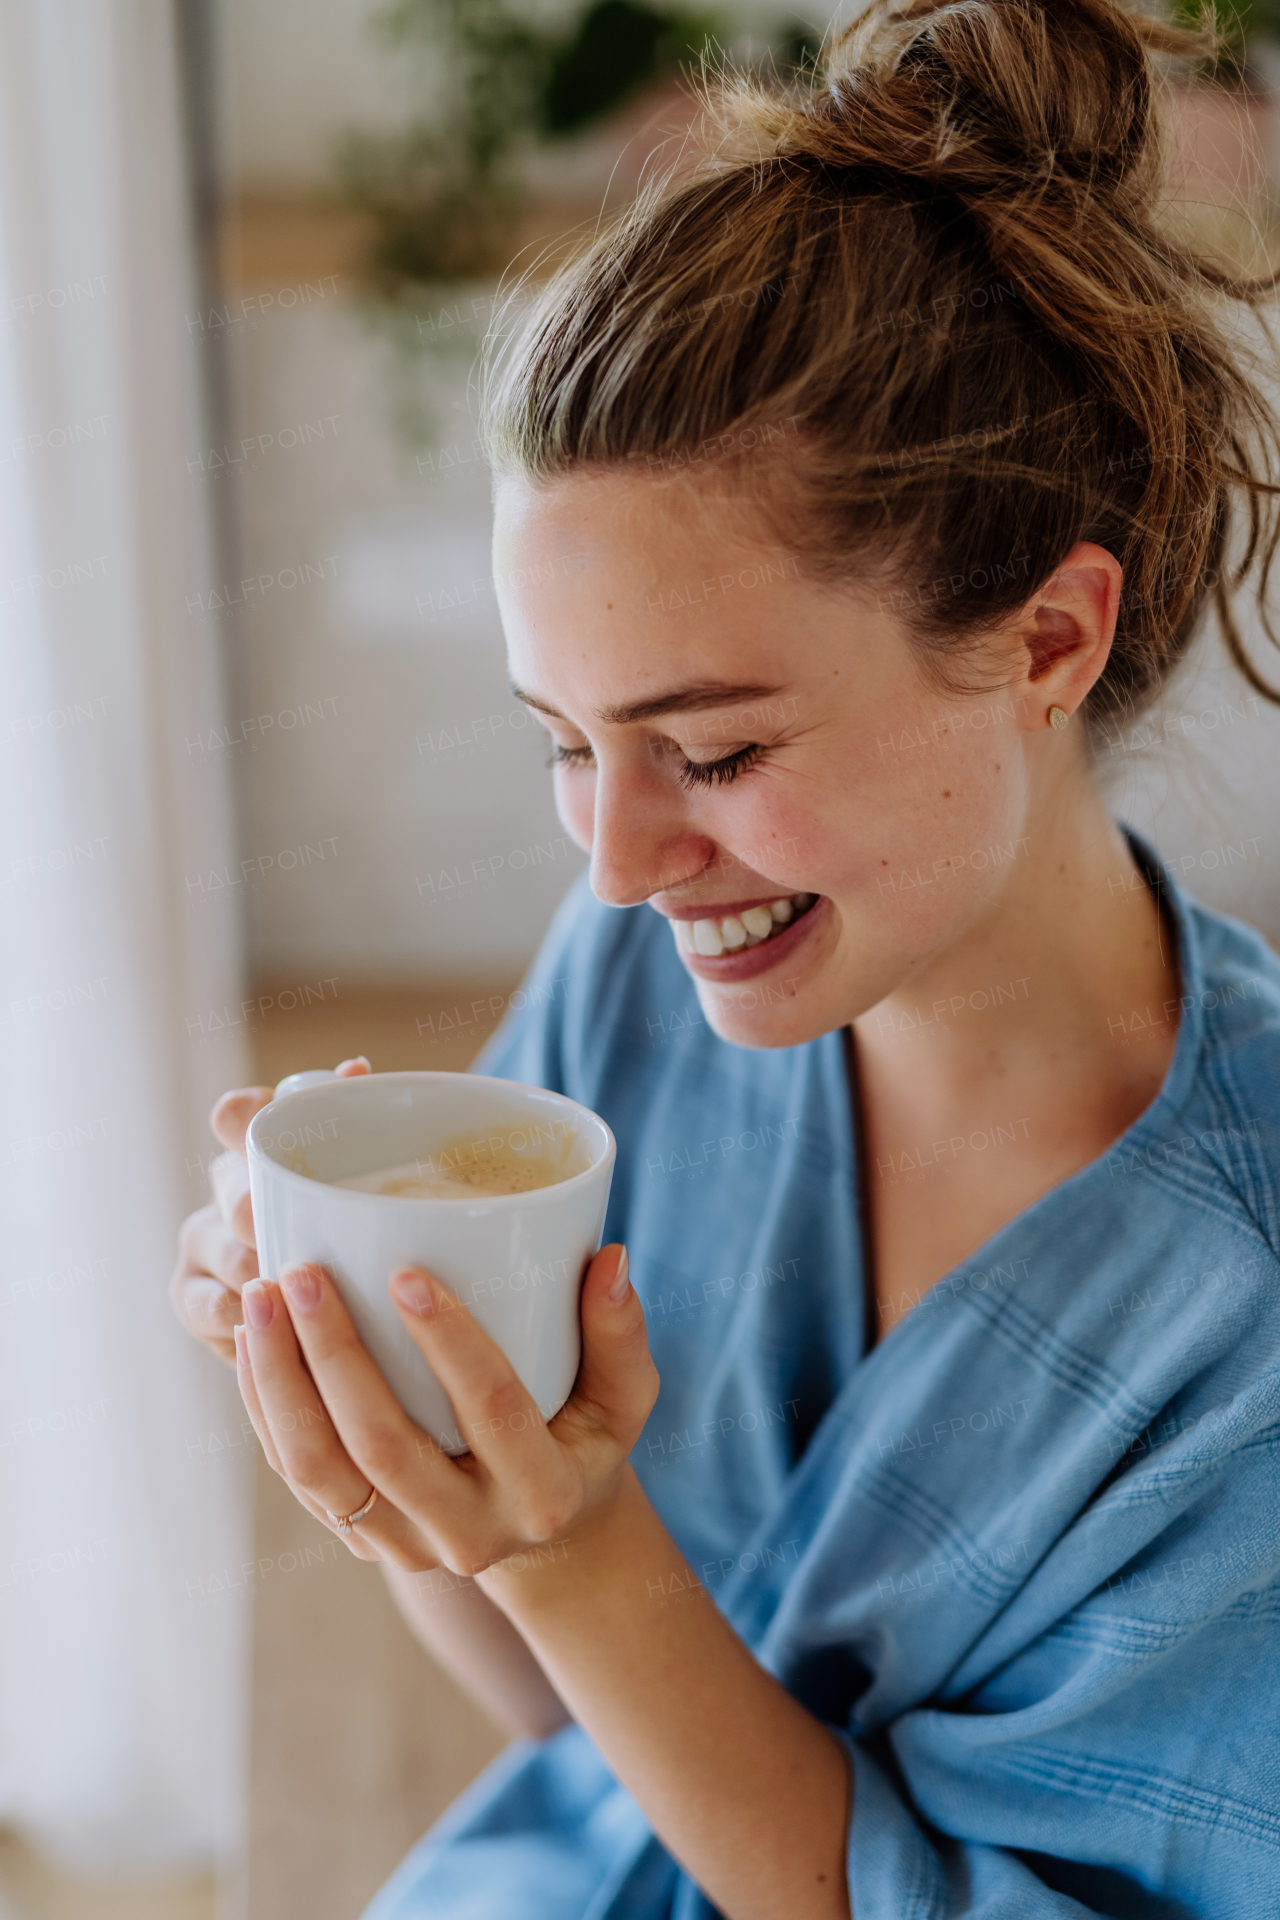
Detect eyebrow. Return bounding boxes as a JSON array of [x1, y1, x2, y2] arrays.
[[507, 679, 787, 726]]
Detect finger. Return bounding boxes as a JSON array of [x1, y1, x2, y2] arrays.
[[276, 1264, 467, 1525], [389, 1268, 564, 1497], [211, 1086, 274, 1156], [170, 1204, 258, 1357], [269, 1267, 452, 1569], [211, 1150, 256, 1246], [235, 1325, 384, 1560], [212, 1065, 366, 1162], [560, 1245, 659, 1451], [241, 1278, 380, 1518], [183, 1199, 259, 1295], [234, 1323, 290, 1477], [247, 1272, 454, 1571], [173, 1277, 239, 1363]]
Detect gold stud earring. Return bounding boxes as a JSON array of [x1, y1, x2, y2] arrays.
[[1048, 705, 1069, 731]]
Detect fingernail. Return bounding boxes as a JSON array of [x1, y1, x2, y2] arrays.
[[242, 1282, 274, 1330], [281, 1266, 322, 1314], [391, 1268, 436, 1316], [234, 1323, 251, 1370], [608, 1247, 631, 1303]]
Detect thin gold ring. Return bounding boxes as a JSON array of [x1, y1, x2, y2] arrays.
[[327, 1486, 378, 1535]]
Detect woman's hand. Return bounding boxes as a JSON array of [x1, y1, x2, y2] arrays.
[[168, 1057, 371, 1362], [234, 1245, 658, 1572]]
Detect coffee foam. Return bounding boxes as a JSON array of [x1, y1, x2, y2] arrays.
[[332, 1120, 585, 1199]]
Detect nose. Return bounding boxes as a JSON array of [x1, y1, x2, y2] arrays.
[[588, 759, 716, 908]]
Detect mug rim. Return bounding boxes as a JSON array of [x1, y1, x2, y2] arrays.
[[246, 1069, 617, 1207]]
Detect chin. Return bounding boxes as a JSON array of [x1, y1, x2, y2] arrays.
[[669, 893, 867, 1049], [691, 975, 841, 1051]]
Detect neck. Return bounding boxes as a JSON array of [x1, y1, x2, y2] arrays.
[[854, 770, 1180, 1109]]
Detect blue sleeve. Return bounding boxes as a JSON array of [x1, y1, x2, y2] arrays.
[[844, 1741, 1118, 1918]]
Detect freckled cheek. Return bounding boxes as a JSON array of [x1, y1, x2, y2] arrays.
[[717, 788, 835, 887], [861, 729, 1020, 864], [918, 727, 1026, 850]]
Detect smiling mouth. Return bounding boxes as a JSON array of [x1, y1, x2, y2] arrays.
[[667, 892, 817, 958]]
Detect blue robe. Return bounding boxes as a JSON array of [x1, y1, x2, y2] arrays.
[[365, 835, 1280, 1918]]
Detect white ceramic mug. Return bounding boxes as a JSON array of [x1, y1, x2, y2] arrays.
[[246, 1071, 616, 1454]]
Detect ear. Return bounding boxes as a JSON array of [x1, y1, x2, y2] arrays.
[[1016, 541, 1122, 727]]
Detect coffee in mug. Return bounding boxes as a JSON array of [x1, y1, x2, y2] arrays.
[[332, 1122, 586, 1199], [247, 1072, 615, 1452]]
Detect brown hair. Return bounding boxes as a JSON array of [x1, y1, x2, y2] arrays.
[[482, 0, 1280, 726]]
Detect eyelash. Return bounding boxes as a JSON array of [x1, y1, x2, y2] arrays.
[[547, 742, 764, 790], [680, 744, 763, 789]]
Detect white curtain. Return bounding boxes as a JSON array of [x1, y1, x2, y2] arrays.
[[0, 0, 252, 1880]]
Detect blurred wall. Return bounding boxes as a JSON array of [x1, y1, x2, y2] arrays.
[[196, 295, 581, 978], [213, 0, 421, 189], [208, 0, 588, 983]]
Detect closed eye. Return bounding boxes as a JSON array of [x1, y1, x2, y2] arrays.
[[547, 743, 595, 772], [548, 741, 764, 789], [677, 743, 763, 789]]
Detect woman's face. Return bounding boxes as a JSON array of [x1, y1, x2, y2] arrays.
[[492, 468, 1113, 1050]]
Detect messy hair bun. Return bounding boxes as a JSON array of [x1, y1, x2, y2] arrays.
[[484, 0, 1280, 723]]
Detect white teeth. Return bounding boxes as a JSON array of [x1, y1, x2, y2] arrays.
[[671, 894, 817, 960]]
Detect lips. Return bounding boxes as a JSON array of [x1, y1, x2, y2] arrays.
[[662, 889, 823, 979], [668, 890, 817, 957]]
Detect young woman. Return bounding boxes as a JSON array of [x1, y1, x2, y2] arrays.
[[171, 3, 1280, 1914]]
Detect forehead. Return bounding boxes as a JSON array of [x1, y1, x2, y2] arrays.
[[489, 468, 900, 728], [491, 470, 807, 699], [492, 466, 782, 583]]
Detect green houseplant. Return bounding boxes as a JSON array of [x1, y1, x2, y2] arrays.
[[336, 0, 821, 294], [337, 0, 732, 292]]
